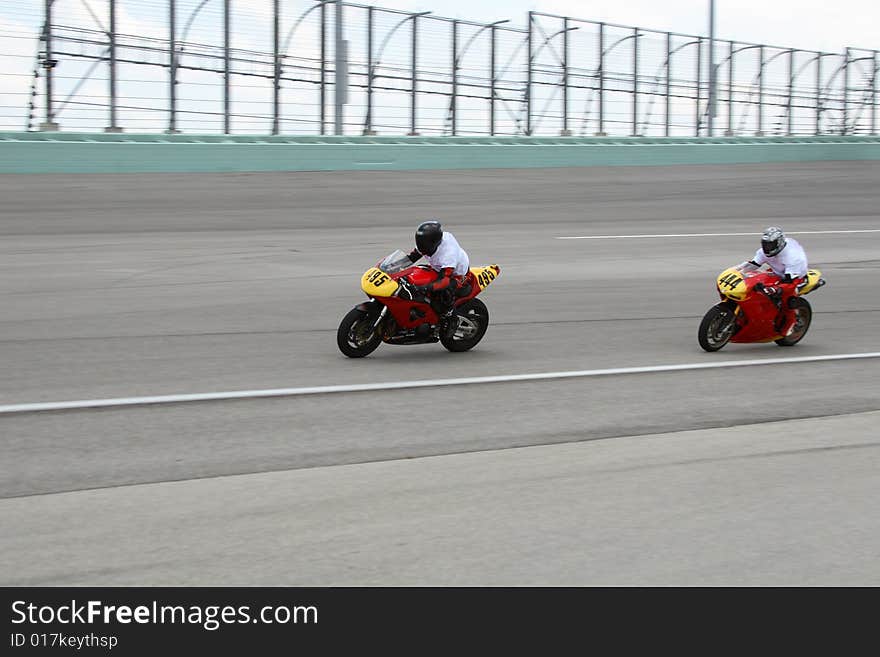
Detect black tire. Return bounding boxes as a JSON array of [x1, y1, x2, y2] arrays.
[[337, 306, 382, 358], [440, 298, 489, 352], [775, 298, 812, 346], [698, 303, 737, 352]]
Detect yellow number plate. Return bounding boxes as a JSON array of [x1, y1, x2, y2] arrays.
[[361, 267, 399, 298], [716, 267, 747, 301], [471, 265, 500, 290]]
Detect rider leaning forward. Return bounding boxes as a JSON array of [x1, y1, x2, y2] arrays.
[[397, 220, 470, 340], [749, 226, 809, 331]]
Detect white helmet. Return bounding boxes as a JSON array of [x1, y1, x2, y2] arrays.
[[761, 226, 787, 257]]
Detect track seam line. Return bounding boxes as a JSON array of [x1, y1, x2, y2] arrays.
[[3, 408, 879, 502]]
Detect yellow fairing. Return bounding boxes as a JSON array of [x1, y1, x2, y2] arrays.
[[716, 267, 748, 301], [797, 269, 823, 295], [471, 264, 501, 291], [361, 267, 399, 298]]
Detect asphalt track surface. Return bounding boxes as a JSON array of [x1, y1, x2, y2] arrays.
[[1, 162, 879, 585]]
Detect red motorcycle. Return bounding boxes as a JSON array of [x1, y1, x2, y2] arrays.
[[698, 261, 826, 352], [337, 250, 501, 358]]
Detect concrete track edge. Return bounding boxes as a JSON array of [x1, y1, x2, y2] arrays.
[[3, 410, 878, 585]]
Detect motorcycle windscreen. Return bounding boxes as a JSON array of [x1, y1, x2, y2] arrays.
[[378, 250, 414, 274]]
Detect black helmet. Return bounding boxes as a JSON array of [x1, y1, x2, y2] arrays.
[[415, 220, 443, 256], [761, 226, 787, 257]]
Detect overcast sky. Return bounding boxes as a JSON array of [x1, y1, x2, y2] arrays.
[[364, 0, 879, 53], [2, 0, 878, 52]]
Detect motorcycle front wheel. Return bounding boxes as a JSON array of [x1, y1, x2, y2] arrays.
[[698, 303, 736, 352], [337, 306, 382, 358], [440, 298, 489, 352]]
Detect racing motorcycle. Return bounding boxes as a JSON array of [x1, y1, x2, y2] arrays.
[[337, 250, 501, 358], [698, 261, 825, 352]]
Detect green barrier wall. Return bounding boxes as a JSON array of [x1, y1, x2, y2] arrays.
[[1, 133, 879, 174]]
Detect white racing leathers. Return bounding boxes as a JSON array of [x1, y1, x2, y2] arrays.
[[753, 237, 808, 279], [421, 231, 470, 276]]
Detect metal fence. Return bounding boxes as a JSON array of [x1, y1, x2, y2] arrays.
[[8, 1, 879, 135]]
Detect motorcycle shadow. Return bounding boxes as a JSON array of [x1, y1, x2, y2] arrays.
[[697, 342, 826, 355], [342, 346, 502, 362]]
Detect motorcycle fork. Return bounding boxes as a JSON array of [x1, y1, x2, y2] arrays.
[[372, 305, 388, 330], [729, 302, 744, 333], [721, 299, 740, 316]]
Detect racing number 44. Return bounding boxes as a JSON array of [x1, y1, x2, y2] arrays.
[[718, 272, 741, 290]]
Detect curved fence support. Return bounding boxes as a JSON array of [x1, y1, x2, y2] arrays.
[[18, 4, 878, 138]]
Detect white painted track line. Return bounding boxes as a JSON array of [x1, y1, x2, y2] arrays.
[[556, 229, 880, 240], [1, 352, 878, 416]]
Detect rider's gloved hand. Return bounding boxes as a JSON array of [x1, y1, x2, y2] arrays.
[[397, 279, 428, 302], [397, 279, 415, 300]]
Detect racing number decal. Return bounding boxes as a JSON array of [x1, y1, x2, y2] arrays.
[[360, 267, 398, 297], [367, 270, 390, 287], [718, 272, 742, 290], [477, 268, 496, 288]]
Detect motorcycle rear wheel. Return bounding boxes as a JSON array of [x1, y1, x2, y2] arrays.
[[337, 307, 382, 358], [775, 298, 812, 346], [440, 298, 489, 352], [698, 303, 736, 352]]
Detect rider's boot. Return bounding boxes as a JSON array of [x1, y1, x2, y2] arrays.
[[439, 307, 457, 340]]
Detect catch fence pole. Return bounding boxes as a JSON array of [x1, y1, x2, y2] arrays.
[[107, 0, 120, 132], [597, 22, 605, 135], [757, 45, 764, 135], [41, 0, 58, 130], [168, 0, 177, 133], [695, 36, 702, 135], [842, 48, 849, 135], [787, 49, 795, 135], [451, 20, 457, 136], [562, 18, 569, 135], [410, 14, 418, 134], [726, 41, 735, 135], [223, 0, 230, 134], [490, 23, 496, 135], [664, 32, 671, 136], [632, 28, 639, 135], [272, 0, 279, 134]]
